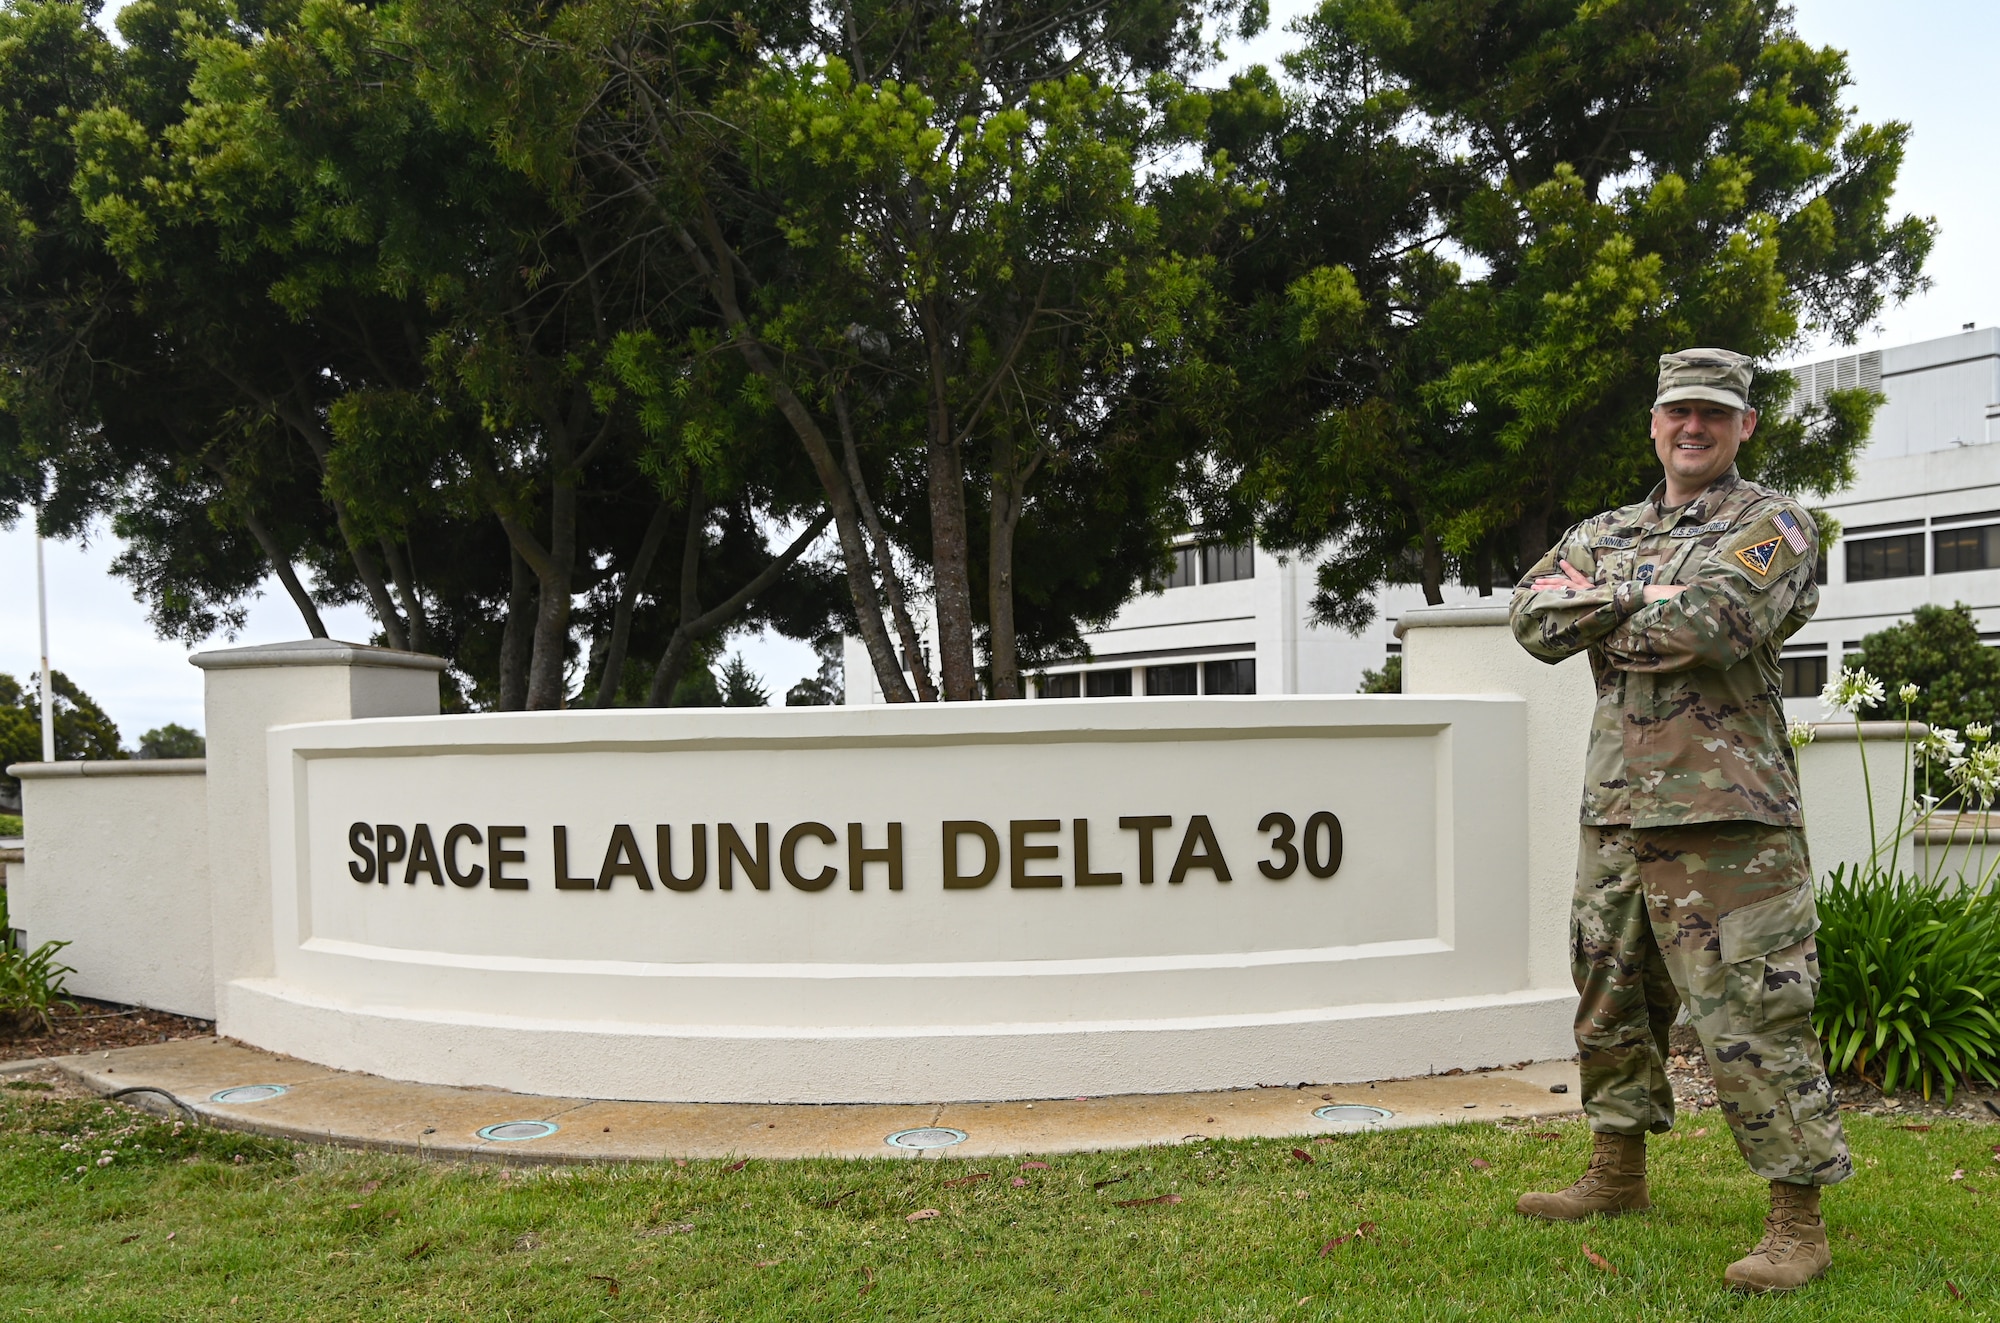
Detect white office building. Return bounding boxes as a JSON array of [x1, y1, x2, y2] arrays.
[[843, 327, 2000, 706], [1776, 327, 2000, 717]]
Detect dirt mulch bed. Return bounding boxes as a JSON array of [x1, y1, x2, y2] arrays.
[[0, 997, 215, 1064], [1667, 1023, 2000, 1125]]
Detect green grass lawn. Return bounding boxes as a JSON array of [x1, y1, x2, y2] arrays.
[[1, 1083, 1992, 1320]]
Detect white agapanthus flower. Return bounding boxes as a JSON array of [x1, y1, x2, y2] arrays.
[[1912, 792, 1942, 820], [1819, 667, 1885, 716], [1898, 681, 1920, 705], [1966, 722, 1992, 746], [1915, 726, 1967, 766], [1786, 720, 1816, 749], [1950, 743, 2000, 809]]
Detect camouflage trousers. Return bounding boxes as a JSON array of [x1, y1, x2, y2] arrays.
[[1571, 822, 1852, 1186]]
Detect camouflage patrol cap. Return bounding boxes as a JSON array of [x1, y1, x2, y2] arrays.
[[1655, 348, 1753, 411]]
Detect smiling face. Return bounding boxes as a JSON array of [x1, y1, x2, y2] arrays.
[[1650, 399, 1757, 503]]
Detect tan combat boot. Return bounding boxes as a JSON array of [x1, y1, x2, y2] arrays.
[[1515, 1131, 1651, 1220], [1724, 1181, 1830, 1293]]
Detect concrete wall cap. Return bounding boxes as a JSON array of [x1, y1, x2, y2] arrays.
[[1807, 720, 1928, 742], [189, 638, 448, 673], [9, 758, 207, 780], [1393, 604, 1512, 638]]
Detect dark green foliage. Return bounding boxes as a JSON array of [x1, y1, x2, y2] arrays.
[[1212, 0, 1929, 626], [136, 724, 205, 760], [718, 655, 769, 708], [785, 642, 845, 706], [0, 814, 20, 837], [0, 671, 123, 801], [1812, 862, 2000, 1101], [1845, 604, 2000, 733], [1357, 656, 1402, 695]]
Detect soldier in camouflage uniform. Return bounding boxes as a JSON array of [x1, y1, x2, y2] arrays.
[[1509, 349, 1850, 1294]]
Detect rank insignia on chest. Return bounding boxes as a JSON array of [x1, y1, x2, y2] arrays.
[[1735, 536, 1783, 576]]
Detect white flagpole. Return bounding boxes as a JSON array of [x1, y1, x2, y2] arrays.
[[36, 519, 53, 763]]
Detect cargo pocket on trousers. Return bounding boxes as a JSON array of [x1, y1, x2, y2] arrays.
[[1719, 883, 1820, 1031]]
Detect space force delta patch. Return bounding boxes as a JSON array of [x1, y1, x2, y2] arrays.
[[1735, 537, 1784, 575]]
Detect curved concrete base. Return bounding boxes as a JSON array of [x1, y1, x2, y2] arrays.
[[223, 979, 1576, 1104], [42, 1037, 1587, 1162]]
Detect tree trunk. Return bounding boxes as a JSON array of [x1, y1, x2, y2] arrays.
[[646, 477, 835, 706], [1420, 531, 1445, 606], [498, 544, 534, 711], [239, 507, 328, 639], [922, 313, 979, 701], [986, 427, 1025, 700], [835, 392, 936, 702], [1515, 500, 1553, 576], [379, 536, 426, 653], [592, 497, 675, 707], [524, 473, 577, 710], [673, 211, 914, 703]]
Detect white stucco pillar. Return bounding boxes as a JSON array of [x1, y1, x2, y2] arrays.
[[190, 640, 445, 1021], [1396, 605, 1592, 989]]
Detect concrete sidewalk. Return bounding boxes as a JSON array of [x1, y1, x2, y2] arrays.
[[14, 1038, 1584, 1163]]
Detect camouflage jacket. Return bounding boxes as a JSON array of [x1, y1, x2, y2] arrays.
[[1509, 469, 1817, 828]]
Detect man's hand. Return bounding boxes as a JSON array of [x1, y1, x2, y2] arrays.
[[1642, 584, 1688, 604], [1531, 560, 1594, 592]]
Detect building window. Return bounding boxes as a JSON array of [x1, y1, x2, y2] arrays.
[[1037, 672, 1080, 699], [1085, 668, 1133, 698], [1165, 545, 1198, 588], [1935, 523, 2000, 574], [1145, 663, 1198, 695], [1781, 654, 1828, 699], [1201, 541, 1255, 584], [1813, 552, 1828, 586], [1203, 658, 1256, 695], [1845, 532, 1924, 581]]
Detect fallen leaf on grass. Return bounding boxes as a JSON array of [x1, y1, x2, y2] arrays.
[[906, 1209, 940, 1223], [943, 1172, 992, 1188], [1020, 1161, 1050, 1171], [724, 1160, 748, 1174], [859, 1266, 875, 1297], [1947, 1281, 1962, 1300], [1113, 1194, 1183, 1208], [119, 1234, 140, 1244], [1010, 1177, 1029, 1188], [347, 1203, 362, 1210], [1692, 1128, 1708, 1138], [1469, 1159, 1492, 1170], [1582, 1244, 1618, 1275], [1532, 1133, 1562, 1141], [1092, 1173, 1131, 1190], [359, 1180, 380, 1195], [1319, 1222, 1377, 1254], [637, 1224, 695, 1238], [1898, 1124, 1933, 1133], [1291, 1148, 1314, 1164], [591, 1274, 621, 1298], [818, 1190, 858, 1209], [402, 1241, 432, 1261], [1951, 1169, 1966, 1181], [754, 1259, 782, 1268]]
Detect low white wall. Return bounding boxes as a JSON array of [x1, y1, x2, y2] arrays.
[[1398, 605, 1592, 990], [1799, 721, 1931, 880], [10, 760, 213, 1018], [243, 693, 1574, 1101]]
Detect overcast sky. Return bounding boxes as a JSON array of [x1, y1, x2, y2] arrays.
[[3, 0, 1992, 740]]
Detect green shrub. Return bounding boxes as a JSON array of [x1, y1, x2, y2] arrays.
[[1358, 655, 1401, 694], [0, 814, 20, 838], [1812, 862, 2000, 1101], [0, 937, 75, 1032], [1844, 603, 2000, 734]]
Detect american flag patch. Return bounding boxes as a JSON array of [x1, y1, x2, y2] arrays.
[[1774, 510, 1808, 554]]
